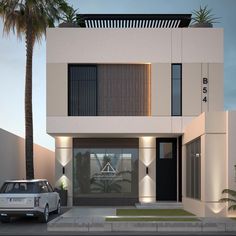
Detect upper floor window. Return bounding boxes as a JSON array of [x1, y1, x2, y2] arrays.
[[68, 64, 150, 116], [68, 65, 97, 116], [171, 64, 182, 116]]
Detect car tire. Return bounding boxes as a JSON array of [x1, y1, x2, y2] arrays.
[[54, 201, 61, 215], [40, 205, 49, 223], [0, 216, 10, 223]]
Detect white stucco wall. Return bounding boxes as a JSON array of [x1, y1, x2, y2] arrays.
[[139, 137, 156, 203], [55, 137, 73, 206], [47, 116, 194, 136], [0, 129, 55, 187], [47, 28, 223, 64], [182, 112, 227, 217], [46, 28, 224, 135], [226, 111, 236, 217]]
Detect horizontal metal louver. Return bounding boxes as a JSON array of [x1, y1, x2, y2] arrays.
[[78, 14, 192, 28]]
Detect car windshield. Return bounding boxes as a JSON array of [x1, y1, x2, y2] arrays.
[[0, 182, 40, 194]]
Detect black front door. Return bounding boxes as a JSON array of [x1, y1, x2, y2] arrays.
[[156, 138, 177, 201]]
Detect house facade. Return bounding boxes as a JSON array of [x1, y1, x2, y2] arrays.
[[46, 14, 236, 217]]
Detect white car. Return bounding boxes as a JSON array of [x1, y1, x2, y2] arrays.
[[0, 179, 61, 223]]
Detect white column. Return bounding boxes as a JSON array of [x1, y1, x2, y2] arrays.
[[55, 137, 73, 207], [139, 137, 156, 203]]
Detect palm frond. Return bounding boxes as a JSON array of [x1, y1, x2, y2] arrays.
[[191, 5, 220, 24], [222, 189, 236, 196], [118, 170, 132, 175], [0, 0, 74, 42], [90, 181, 104, 189], [219, 197, 236, 203], [93, 153, 102, 170], [113, 179, 131, 184], [228, 205, 236, 211], [90, 187, 103, 192]]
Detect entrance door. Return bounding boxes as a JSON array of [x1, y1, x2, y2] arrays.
[[156, 138, 177, 201]]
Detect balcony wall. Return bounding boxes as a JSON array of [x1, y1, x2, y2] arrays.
[[47, 116, 194, 136]]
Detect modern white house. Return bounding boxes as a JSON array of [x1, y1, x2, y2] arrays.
[[46, 14, 236, 217]]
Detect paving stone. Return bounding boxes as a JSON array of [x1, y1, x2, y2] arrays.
[[91, 216, 105, 223], [111, 222, 157, 232], [226, 223, 236, 232], [202, 222, 226, 232], [48, 226, 89, 232], [157, 222, 201, 232], [88, 222, 112, 231]]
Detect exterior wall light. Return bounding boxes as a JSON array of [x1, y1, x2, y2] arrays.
[[146, 166, 149, 175], [62, 166, 65, 175]]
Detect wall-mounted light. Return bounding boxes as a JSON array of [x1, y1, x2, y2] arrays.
[[146, 166, 149, 175], [62, 166, 65, 175]]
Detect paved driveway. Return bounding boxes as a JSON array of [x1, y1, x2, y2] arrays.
[[0, 207, 70, 235]]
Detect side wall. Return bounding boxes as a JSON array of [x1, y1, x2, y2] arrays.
[[226, 111, 236, 217], [182, 112, 227, 217], [0, 129, 55, 187]]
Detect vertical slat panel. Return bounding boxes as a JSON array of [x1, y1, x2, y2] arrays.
[[97, 64, 149, 116]]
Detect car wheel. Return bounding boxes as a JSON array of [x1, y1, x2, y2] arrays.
[[0, 216, 10, 223], [40, 205, 49, 223], [55, 201, 61, 215]]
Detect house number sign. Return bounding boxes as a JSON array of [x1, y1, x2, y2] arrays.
[[202, 77, 208, 103]]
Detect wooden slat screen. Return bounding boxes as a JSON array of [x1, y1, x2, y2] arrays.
[[97, 64, 150, 116]]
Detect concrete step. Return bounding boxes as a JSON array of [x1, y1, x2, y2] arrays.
[[135, 202, 184, 209]]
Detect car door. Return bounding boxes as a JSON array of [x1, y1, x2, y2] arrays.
[[41, 181, 53, 212], [46, 181, 57, 210], [38, 181, 49, 209]]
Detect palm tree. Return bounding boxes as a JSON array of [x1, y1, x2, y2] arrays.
[[219, 189, 236, 211], [0, 0, 70, 179]]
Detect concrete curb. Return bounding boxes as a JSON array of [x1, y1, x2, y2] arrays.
[[47, 218, 236, 232]]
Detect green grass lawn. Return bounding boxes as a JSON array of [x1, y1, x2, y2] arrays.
[[106, 217, 199, 222], [116, 209, 195, 216]]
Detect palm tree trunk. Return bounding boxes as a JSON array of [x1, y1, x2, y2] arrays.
[[25, 16, 34, 179]]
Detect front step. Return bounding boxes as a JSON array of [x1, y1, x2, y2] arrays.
[[135, 202, 183, 209]]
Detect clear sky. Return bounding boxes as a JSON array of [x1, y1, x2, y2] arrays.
[[0, 0, 235, 151]]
